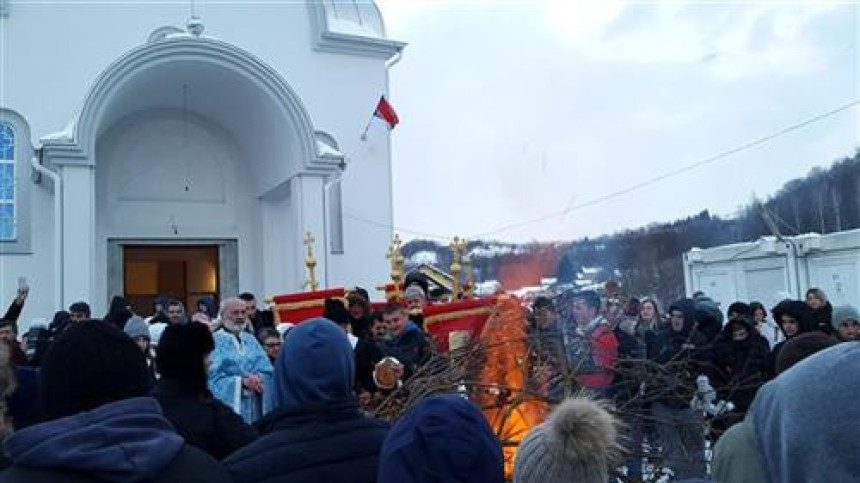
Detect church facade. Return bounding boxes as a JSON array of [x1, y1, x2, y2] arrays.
[[0, 1, 403, 317]]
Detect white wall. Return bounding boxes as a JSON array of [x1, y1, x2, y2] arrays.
[[94, 110, 261, 313], [0, 0, 396, 311]]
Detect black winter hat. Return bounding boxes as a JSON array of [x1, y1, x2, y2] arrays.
[[40, 320, 152, 420], [728, 302, 752, 319], [156, 323, 214, 393]]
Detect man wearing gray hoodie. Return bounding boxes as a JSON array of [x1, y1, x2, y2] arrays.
[[713, 342, 860, 483]]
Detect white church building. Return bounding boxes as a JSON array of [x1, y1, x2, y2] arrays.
[[0, 1, 403, 318]]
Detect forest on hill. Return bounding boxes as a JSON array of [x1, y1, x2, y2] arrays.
[[403, 151, 860, 304]]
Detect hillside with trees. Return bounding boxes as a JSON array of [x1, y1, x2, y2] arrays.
[[402, 150, 860, 304]]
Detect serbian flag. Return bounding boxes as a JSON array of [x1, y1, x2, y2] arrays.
[[362, 96, 399, 139]]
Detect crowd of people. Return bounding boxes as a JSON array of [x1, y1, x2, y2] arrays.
[[0, 280, 853, 482]]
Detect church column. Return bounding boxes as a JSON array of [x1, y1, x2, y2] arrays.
[[56, 162, 96, 309]]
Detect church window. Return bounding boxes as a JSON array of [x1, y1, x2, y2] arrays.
[[0, 123, 16, 241]]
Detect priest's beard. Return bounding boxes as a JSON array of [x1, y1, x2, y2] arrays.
[[224, 319, 247, 334]]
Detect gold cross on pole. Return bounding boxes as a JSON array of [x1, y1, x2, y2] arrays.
[[303, 231, 319, 291]]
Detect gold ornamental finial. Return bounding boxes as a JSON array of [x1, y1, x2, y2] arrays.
[[450, 236, 464, 300], [303, 231, 319, 291], [461, 239, 474, 298], [387, 234, 405, 298]]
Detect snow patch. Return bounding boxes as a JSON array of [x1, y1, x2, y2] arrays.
[[410, 250, 438, 265]]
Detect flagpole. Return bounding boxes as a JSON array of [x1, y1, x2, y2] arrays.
[[360, 113, 375, 141]]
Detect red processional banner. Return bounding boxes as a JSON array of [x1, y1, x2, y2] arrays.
[[270, 287, 348, 324]]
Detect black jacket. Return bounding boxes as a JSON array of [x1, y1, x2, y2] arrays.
[[153, 379, 259, 460], [711, 319, 771, 412], [354, 338, 384, 394], [811, 302, 834, 335], [223, 401, 390, 483], [647, 300, 711, 407]]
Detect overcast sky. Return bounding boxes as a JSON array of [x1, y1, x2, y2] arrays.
[[373, 0, 859, 243]]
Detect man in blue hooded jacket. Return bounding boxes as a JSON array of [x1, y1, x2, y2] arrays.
[[0, 321, 230, 483], [223, 318, 390, 483]]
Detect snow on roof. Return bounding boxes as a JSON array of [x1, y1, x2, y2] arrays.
[[410, 250, 438, 265], [316, 138, 344, 159], [41, 113, 78, 143], [469, 244, 526, 258]]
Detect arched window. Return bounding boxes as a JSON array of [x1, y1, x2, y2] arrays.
[[0, 122, 16, 241], [0, 109, 32, 254]]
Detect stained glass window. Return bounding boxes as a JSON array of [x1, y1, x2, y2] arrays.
[[0, 122, 17, 241]]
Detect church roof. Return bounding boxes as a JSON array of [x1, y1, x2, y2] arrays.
[[322, 0, 388, 39]]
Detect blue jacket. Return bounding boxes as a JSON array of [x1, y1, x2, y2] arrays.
[[378, 394, 504, 483], [0, 397, 229, 483], [224, 318, 389, 483]]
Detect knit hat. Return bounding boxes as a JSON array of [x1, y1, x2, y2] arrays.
[[123, 316, 150, 341], [404, 284, 426, 301], [514, 396, 623, 483], [831, 305, 860, 330], [40, 321, 152, 420]]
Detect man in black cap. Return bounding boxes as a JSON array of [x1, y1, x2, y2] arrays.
[[0, 321, 231, 482]]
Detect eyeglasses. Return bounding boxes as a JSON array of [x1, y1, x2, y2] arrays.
[[265, 342, 282, 348]]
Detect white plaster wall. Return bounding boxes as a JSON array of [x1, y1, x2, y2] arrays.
[[0, 184, 55, 328], [0, 0, 394, 307], [94, 110, 263, 312]]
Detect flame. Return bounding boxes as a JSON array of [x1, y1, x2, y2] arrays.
[[477, 296, 549, 478]]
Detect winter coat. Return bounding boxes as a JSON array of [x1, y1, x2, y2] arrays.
[[647, 299, 711, 407], [612, 322, 647, 402], [0, 397, 231, 483], [560, 317, 619, 390], [527, 322, 566, 402], [811, 302, 834, 335], [711, 319, 771, 412], [153, 378, 259, 461], [378, 394, 505, 483], [750, 343, 860, 482], [349, 314, 373, 340], [223, 318, 390, 483], [354, 337, 384, 394], [7, 366, 39, 430], [712, 417, 766, 483], [381, 321, 430, 380], [768, 301, 817, 375]]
